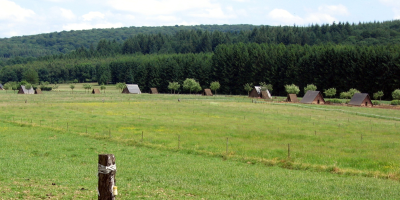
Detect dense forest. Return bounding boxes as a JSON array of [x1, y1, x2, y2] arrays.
[[1, 21, 400, 99]]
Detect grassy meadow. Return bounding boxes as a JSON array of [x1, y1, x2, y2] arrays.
[[1, 83, 400, 199]]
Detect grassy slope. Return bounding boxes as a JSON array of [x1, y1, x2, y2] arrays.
[[1, 122, 400, 199], [1, 85, 400, 198]]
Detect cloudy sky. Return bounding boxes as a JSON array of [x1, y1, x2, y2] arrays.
[[0, 0, 399, 38]]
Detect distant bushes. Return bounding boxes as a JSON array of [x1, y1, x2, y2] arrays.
[[390, 100, 400, 105], [326, 99, 343, 104], [40, 86, 53, 91]]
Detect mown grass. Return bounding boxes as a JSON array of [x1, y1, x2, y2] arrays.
[[1, 86, 400, 197], [1, 121, 400, 199]]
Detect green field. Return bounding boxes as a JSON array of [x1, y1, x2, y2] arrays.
[[1, 84, 400, 199]]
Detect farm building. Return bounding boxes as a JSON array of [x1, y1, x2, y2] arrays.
[[348, 93, 373, 107], [150, 88, 158, 94], [18, 85, 34, 94], [286, 94, 299, 102], [300, 91, 325, 104], [248, 86, 271, 99], [92, 89, 101, 94], [122, 84, 141, 94], [35, 88, 43, 94], [202, 89, 213, 96], [0, 84, 4, 90]]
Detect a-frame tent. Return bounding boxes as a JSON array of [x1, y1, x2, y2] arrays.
[[150, 88, 158, 94], [249, 86, 271, 99], [348, 93, 373, 107], [202, 88, 213, 96], [0, 84, 4, 90], [300, 91, 325, 104], [286, 94, 299, 102], [122, 84, 141, 94], [92, 89, 101, 94], [18, 85, 34, 94], [35, 88, 43, 94]]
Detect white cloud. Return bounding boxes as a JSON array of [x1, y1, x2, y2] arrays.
[[191, 7, 236, 19], [82, 11, 105, 21], [380, 0, 400, 19], [268, 5, 349, 26], [151, 15, 179, 21], [0, 0, 35, 21], [380, 0, 400, 7], [62, 22, 124, 31], [60, 8, 76, 20], [108, 0, 216, 15], [318, 5, 349, 16], [268, 9, 304, 25]]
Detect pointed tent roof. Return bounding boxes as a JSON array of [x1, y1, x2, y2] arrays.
[[122, 84, 141, 94], [286, 94, 298, 102], [92, 89, 101, 94], [348, 93, 372, 106], [150, 88, 158, 94], [249, 86, 271, 98], [35, 88, 42, 94], [202, 88, 213, 96], [18, 85, 34, 94], [300, 91, 325, 104]]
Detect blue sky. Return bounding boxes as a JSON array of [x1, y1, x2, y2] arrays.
[[0, 0, 399, 38]]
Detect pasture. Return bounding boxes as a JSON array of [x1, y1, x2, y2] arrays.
[[0, 84, 400, 199]]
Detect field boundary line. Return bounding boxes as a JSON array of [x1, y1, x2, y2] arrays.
[[261, 102, 400, 121]]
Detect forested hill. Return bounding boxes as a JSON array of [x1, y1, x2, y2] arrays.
[[2, 20, 400, 66], [0, 24, 256, 65]]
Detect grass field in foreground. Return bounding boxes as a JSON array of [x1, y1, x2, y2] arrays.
[[0, 87, 400, 177], [1, 121, 400, 199]]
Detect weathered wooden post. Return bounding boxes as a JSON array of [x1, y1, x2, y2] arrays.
[[98, 154, 117, 200], [141, 131, 143, 142], [288, 144, 290, 159]]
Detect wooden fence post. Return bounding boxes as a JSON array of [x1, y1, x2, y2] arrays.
[[98, 154, 117, 200], [288, 144, 290, 159]]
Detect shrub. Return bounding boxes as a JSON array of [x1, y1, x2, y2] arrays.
[[372, 101, 380, 105], [304, 84, 317, 93], [285, 84, 300, 94], [391, 100, 400, 105], [340, 92, 351, 99], [326, 99, 342, 104], [40, 86, 53, 91], [392, 89, 400, 100], [324, 88, 336, 98], [348, 88, 361, 96]]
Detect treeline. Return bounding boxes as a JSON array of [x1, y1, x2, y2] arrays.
[[0, 24, 256, 65], [2, 43, 400, 99], [2, 20, 400, 66]]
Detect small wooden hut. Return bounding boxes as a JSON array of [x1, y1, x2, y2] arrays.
[[150, 88, 158, 94], [92, 89, 101, 94], [249, 86, 271, 99], [18, 85, 34, 94], [122, 84, 141, 94], [286, 94, 299, 102], [300, 91, 325, 104], [202, 88, 213, 96], [348, 93, 373, 107], [35, 88, 43, 94]]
